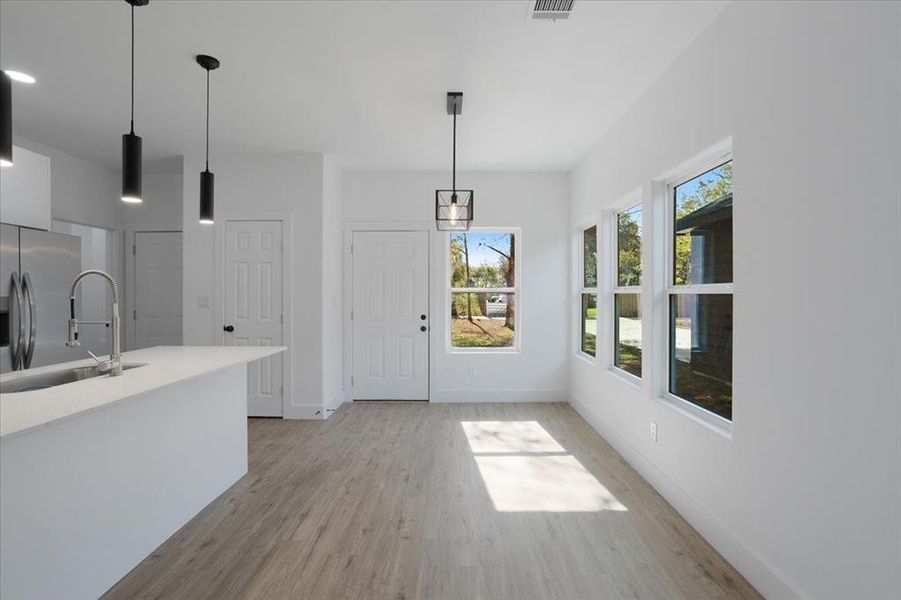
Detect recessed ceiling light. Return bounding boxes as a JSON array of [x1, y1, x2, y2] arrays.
[[4, 71, 36, 84]]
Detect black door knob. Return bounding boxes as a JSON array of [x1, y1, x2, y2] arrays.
[[223, 325, 235, 332], [420, 314, 427, 320], [420, 325, 427, 332]]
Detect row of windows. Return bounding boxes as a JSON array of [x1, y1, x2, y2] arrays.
[[579, 159, 734, 423]]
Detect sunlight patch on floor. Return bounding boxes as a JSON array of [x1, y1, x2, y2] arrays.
[[474, 455, 628, 512], [462, 421, 628, 513], [461, 420, 565, 453]]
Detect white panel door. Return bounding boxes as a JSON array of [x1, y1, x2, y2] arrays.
[[352, 231, 429, 400], [224, 221, 284, 416], [134, 231, 183, 349]]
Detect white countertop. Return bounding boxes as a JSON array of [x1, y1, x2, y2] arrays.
[[0, 346, 285, 441]]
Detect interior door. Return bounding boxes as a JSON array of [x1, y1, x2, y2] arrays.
[[352, 230, 429, 400], [134, 231, 183, 349], [224, 221, 284, 417]]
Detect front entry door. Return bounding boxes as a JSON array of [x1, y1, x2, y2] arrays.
[[224, 221, 284, 417], [352, 231, 429, 400]]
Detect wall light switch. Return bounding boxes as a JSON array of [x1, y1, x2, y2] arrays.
[[650, 421, 658, 442]]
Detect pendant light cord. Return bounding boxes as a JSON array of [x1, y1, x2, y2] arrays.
[[452, 110, 456, 192], [205, 68, 210, 170], [130, 3, 135, 134]]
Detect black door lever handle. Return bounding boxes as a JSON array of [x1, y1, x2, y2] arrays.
[[223, 325, 234, 332]]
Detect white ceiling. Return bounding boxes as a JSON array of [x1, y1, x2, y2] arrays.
[[0, 1, 726, 172]]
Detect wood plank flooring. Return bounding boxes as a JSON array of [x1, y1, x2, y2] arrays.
[[103, 402, 761, 600]]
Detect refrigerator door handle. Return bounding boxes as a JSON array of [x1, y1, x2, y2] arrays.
[[9, 272, 24, 370], [22, 272, 37, 369]]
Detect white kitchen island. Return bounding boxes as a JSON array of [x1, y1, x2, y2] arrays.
[[0, 346, 285, 600]]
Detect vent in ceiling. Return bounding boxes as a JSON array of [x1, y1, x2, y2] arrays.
[[530, 0, 574, 20]]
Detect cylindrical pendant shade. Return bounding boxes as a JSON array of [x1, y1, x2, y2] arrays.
[[0, 71, 12, 167], [199, 169, 214, 224], [121, 131, 142, 202]]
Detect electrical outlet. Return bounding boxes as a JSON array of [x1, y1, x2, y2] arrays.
[[650, 421, 658, 442], [469, 367, 477, 377]]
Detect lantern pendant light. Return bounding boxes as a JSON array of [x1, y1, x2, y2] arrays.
[[0, 70, 12, 167], [435, 91, 473, 231], [196, 54, 220, 225], [121, 0, 148, 203]]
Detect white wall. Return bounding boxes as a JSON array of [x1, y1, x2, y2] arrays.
[[122, 171, 183, 230], [322, 156, 344, 414], [568, 2, 900, 599], [343, 170, 569, 402], [182, 152, 332, 417], [13, 135, 122, 231]]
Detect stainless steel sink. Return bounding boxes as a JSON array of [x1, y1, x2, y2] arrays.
[[0, 363, 147, 394]]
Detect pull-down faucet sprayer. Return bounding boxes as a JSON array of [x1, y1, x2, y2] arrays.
[[67, 270, 122, 376]]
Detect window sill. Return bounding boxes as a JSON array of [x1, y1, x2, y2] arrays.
[[653, 394, 733, 440], [449, 347, 521, 356], [573, 352, 597, 366], [608, 367, 642, 390]]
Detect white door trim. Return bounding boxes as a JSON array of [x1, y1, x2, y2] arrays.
[[343, 222, 435, 402], [214, 211, 294, 419]]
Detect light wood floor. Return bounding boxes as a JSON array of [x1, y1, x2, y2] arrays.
[[104, 402, 760, 600]]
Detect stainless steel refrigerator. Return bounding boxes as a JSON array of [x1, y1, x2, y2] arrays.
[[1, 223, 82, 374]]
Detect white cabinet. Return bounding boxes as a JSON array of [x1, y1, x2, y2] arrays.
[[0, 145, 51, 230]]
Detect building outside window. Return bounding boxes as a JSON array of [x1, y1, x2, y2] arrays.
[[668, 159, 734, 421]]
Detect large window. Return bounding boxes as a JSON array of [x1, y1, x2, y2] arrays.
[[614, 204, 642, 377], [579, 225, 597, 357], [668, 160, 733, 421], [449, 231, 517, 349]]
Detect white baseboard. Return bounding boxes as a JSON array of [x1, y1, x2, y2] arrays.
[[323, 389, 345, 418], [569, 393, 801, 600], [431, 389, 567, 403], [284, 389, 345, 420]]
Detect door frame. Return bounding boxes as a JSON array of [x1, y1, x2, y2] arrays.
[[214, 211, 294, 418], [128, 229, 182, 350], [343, 222, 434, 402]]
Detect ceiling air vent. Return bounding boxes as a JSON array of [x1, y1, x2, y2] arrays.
[[530, 0, 574, 21]]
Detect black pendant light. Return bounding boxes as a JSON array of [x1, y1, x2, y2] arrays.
[[196, 54, 220, 225], [435, 92, 473, 231], [121, 0, 148, 203], [0, 70, 12, 168]]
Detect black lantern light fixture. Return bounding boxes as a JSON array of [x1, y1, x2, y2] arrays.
[[196, 54, 220, 225], [0, 70, 12, 168], [435, 92, 473, 231], [121, 0, 148, 203]]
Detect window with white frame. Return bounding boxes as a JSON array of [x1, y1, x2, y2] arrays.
[[668, 159, 733, 421], [614, 204, 642, 378], [579, 225, 597, 357], [449, 230, 518, 349]]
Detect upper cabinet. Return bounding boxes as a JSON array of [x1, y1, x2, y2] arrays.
[[0, 145, 51, 230]]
